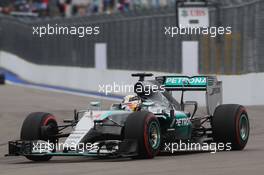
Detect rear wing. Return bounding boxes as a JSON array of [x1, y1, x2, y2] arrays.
[[155, 76, 223, 115], [155, 76, 221, 92]]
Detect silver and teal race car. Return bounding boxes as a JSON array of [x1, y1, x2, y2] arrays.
[[6, 73, 250, 161]]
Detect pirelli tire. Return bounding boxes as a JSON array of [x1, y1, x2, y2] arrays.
[[0, 74, 5, 84], [212, 104, 250, 150], [124, 111, 161, 159], [20, 112, 58, 161]]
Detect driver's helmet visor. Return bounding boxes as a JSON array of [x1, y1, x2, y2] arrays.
[[122, 96, 141, 111]]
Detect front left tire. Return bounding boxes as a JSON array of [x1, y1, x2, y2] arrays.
[[20, 112, 58, 161]]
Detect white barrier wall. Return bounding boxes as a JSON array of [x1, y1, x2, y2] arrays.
[[0, 51, 264, 106]]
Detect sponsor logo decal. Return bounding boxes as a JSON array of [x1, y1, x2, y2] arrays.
[[164, 77, 207, 87]]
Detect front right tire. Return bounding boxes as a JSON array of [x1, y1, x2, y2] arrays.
[[124, 111, 161, 159]]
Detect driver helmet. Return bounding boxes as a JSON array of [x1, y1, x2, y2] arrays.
[[121, 95, 141, 111]]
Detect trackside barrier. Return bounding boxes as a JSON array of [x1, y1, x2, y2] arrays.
[[1, 51, 264, 106]]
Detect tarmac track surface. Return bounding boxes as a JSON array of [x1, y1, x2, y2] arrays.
[[0, 85, 263, 175]]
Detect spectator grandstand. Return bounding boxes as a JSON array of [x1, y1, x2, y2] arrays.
[[0, 0, 256, 17], [0, 0, 176, 17]]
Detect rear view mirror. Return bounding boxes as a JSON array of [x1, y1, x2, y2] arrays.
[[90, 101, 101, 110], [90, 101, 101, 107], [110, 103, 121, 110]]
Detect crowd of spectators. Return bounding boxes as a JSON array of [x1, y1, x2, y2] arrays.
[[0, 0, 178, 17], [0, 0, 50, 16]]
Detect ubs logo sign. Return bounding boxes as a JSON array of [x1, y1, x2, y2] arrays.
[[181, 8, 207, 17]]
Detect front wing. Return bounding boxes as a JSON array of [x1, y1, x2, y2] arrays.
[[6, 139, 138, 158]]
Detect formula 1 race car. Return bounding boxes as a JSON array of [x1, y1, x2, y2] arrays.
[[6, 73, 250, 161]]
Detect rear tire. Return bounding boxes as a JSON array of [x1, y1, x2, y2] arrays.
[[21, 112, 58, 161], [212, 104, 250, 150], [124, 111, 161, 159]]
